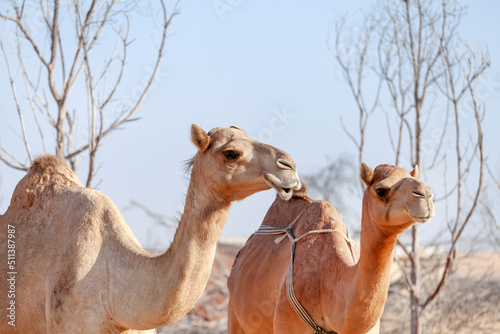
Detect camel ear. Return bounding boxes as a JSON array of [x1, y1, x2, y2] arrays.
[[360, 162, 374, 186], [230, 125, 243, 131], [410, 164, 419, 179], [191, 124, 210, 152]]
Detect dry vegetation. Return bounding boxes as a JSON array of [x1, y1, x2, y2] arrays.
[[383, 251, 500, 333]]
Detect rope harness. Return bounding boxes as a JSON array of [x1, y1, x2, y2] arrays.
[[253, 208, 357, 334]]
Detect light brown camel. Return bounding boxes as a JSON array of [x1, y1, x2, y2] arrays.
[[228, 163, 435, 334], [0, 124, 301, 333]]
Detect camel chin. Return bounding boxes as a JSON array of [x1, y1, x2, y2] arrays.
[[277, 187, 293, 200]]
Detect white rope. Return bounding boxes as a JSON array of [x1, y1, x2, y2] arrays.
[[253, 207, 357, 334]]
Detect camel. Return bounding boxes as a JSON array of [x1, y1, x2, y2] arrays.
[[0, 124, 301, 333], [227, 163, 435, 334]]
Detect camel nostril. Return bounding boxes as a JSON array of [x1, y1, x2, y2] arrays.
[[277, 159, 294, 170], [283, 188, 291, 193], [412, 191, 425, 198]]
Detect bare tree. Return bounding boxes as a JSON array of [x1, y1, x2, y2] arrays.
[[334, 0, 490, 333], [0, 0, 178, 186], [302, 156, 357, 209], [329, 17, 383, 191]]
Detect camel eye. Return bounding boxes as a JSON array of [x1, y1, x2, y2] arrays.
[[376, 188, 388, 197], [224, 150, 239, 160]]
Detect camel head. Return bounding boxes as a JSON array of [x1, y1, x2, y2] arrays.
[[360, 163, 435, 234], [190, 124, 301, 202]]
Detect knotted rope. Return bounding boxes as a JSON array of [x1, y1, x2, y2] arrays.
[[254, 208, 357, 334]]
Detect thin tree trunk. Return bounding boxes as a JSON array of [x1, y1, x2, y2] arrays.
[[56, 104, 67, 159]]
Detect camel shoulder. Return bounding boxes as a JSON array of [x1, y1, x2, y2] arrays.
[[75, 188, 146, 254]]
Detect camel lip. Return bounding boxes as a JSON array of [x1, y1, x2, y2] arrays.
[[408, 213, 434, 224], [263, 173, 301, 201]]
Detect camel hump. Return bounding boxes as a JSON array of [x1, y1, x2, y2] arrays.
[[9, 155, 84, 209], [29, 155, 82, 183]]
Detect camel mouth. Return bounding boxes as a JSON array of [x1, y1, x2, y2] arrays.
[[408, 213, 433, 224], [263, 173, 301, 201]]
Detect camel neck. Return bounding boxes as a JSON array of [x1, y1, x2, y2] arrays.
[[172, 174, 231, 246], [358, 203, 398, 274], [157, 172, 231, 322], [113, 169, 231, 330], [341, 199, 398, 333]]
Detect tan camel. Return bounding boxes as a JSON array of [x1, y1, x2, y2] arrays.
[[228, 163, 435, 334], [0, 124, 300, 333]]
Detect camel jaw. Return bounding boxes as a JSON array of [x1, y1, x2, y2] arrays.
[[263, 173, 301, 201]]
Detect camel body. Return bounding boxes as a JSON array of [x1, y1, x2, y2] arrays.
[[0, 125, 300, 333], [228, 164, 435, 334]]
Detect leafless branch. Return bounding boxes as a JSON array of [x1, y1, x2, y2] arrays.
[[0, 21, 33, 165], [0, 0, 178, 187], [486, 163, 500, 191]]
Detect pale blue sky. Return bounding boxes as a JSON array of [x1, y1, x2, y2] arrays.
[[1, 1, 499, 249]]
